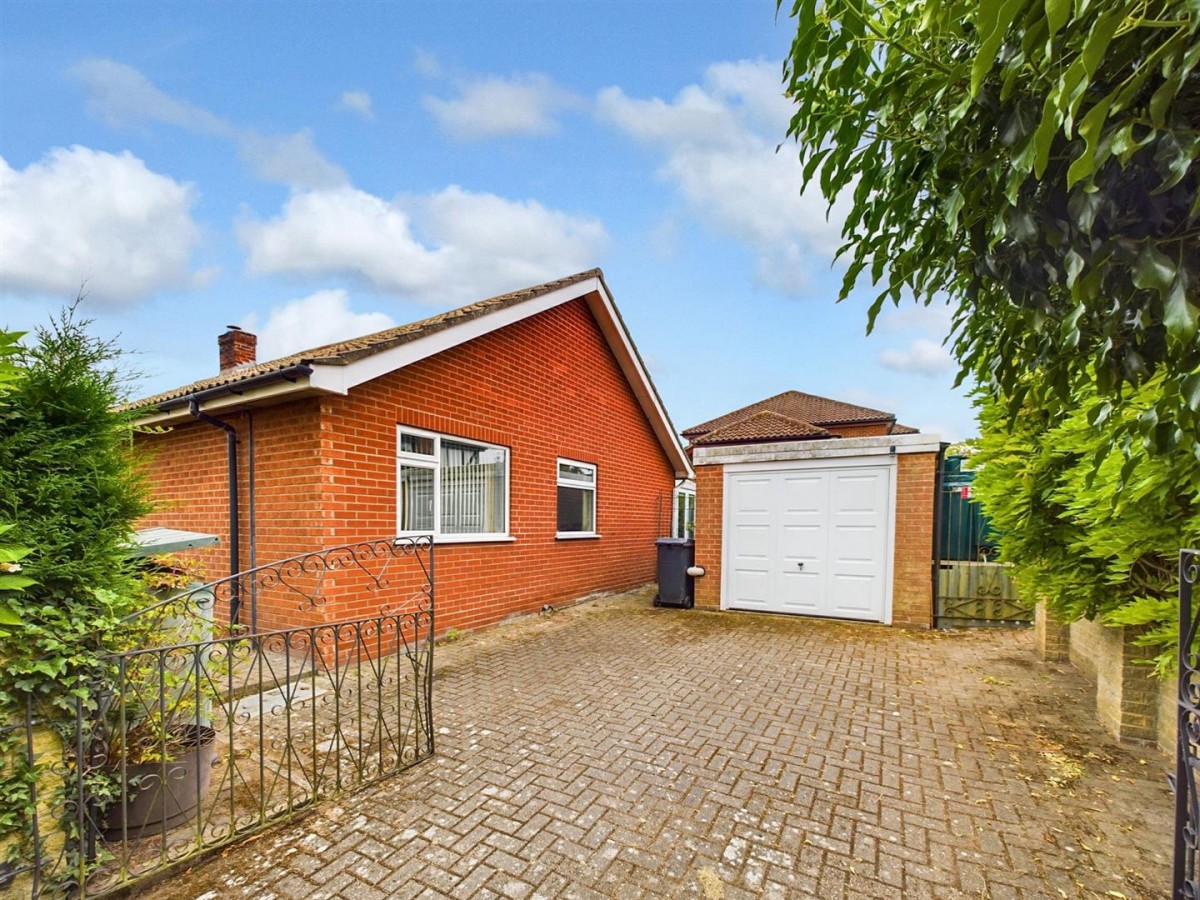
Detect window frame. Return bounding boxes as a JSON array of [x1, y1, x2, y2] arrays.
[[672, 484, 696, 539], [396, 425, 512, 543], [555, 457, 598, 539]]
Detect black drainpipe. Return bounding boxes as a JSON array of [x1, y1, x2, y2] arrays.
[[188, 397, 241, 626]]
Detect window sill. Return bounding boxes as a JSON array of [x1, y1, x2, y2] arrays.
[[398, 534, 516, 545], [556, 533, 601, 540]]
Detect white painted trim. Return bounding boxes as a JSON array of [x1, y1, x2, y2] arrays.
[[556, 457, 597, 537], [672, 484, 696, 539], [719, 457, 897, 624], [555, 533, 602, 540], [343, 281, 599, 390], [133, 274, 695, 481], [725, 454, 898, 474], [583, 284, 694, 480], [434, 534, 517, 545], [396, 424, 512, 541], [131, 378, 330, 427], [694, 432, 941, 467]]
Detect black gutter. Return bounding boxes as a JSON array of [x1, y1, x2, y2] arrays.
[[152, 363, 314, 414], [187, 397, 241, 626]]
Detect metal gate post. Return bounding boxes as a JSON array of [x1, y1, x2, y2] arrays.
[[1176, 549, 1200, 898]]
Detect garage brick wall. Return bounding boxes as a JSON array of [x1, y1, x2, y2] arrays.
[[690, 449, 938, 626], [693, 464, 724, 611], [891, 451, 938, 628]]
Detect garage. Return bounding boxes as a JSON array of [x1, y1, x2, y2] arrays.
[[725, 460, 893, 621], [682, 390, 942, 629]]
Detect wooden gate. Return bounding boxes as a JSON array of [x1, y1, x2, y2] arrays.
[[935, 455, 1032, 627]]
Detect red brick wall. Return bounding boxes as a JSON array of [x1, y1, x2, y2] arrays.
[[693, 464, 723, 610], [891, 451, 937, 628], [825, 423, 890, 438], [689, 450, 938, 626], [137, 296, 677, 635], [319, 297, 676, 631], [136, 399, 326, 633]]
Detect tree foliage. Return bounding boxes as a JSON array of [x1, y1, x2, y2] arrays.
[[0, 311, 151, 869], [781, 0, 1200, 458], [971, 374, 1200, 672]]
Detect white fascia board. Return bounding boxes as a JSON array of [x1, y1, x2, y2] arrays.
[[583, 285, 694, 480], [338, 279, 602, 391], [131, 375, 340, 427], [693, 432, 942, 466], [133, 276, 696, 480], [332, 275, 692, 480]]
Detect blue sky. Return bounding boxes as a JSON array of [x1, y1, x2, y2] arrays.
[[0, 0, 974, 440]]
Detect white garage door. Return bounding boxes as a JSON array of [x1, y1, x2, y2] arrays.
[[726, 464, 892, 621]]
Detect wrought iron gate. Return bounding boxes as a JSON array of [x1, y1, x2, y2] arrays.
[[1174, 548, 1200, 898], [3, 537, 434, 898]]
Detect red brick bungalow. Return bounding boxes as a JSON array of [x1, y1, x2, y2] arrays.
[[129, 270, 693, 635], [682, 391, 941, 628]]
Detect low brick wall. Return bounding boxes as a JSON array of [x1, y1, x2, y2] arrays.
[[1065, 616, 1173, 748], [1158, 671, 1177, 756]]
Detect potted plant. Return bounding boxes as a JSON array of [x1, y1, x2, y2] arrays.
[[94, 557, 223, 841]]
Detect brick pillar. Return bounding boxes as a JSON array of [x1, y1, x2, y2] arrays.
[[1115, 625, 1161, 743], [1035, 601, 1071, 662], [692, 463, 723, 610], [219, 326, 257, 372], [891, 451, 936, 628]]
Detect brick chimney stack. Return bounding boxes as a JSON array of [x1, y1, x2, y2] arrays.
[[218, 326, 257, 372]]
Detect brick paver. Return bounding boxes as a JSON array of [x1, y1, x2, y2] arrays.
[[141, 589, 1171, 899]]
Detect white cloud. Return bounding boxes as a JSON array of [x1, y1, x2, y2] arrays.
[[596, 60, 850, 295], [413, 49, 442, 79], [71, 58, 346, 190], [70, 58, 229, 135], [0, 146, 202, 305], [243, 289, 395, 361], [238, 129, 347, 189], [878, 338, 954, 376], [875, 301, 955, 337], [238, 185, 607, 304], [423, 73, 580, 140], [338, 90, 374, 120]]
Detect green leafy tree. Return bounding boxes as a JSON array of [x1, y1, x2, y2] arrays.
[[0, 311, 151, 875], [0, 333, 34, 627], [971, 375, 1200, 671], [781, 0, 1200, 457]]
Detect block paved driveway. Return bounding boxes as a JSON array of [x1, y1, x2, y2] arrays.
[[144, 589, 1171, 899]]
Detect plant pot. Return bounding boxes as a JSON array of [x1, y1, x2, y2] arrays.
[[100, 725, 217, 841]]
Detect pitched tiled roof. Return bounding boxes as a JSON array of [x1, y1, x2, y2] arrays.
[[889, 423, 920, 435], [683, 390, 895, 439], [690, 410, 832, 445], [128, 269, 602, 411]]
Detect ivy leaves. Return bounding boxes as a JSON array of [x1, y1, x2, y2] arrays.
[[781, 0, 1200, 462]]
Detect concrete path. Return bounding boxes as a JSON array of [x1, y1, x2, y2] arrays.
[[140, 588, 1172, 899]]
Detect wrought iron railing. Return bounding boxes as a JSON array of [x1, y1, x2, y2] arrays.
[[1, 537, 434, 898], [1174, 548, 1200, 899]]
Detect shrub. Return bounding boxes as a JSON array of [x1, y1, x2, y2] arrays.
[[0, 311, 152, 876], [971, 374, 1200, 674]]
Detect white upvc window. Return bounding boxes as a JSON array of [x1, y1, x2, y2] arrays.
[[556, 458, 597, 538], [397, 426, 510, 542], [673, 483, 696, 539]]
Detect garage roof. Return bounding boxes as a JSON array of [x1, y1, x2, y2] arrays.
[[690, 410, 833, 445]]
